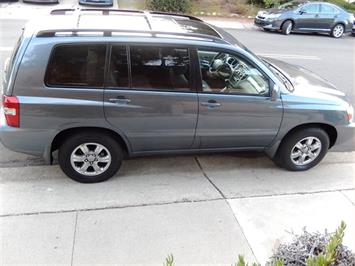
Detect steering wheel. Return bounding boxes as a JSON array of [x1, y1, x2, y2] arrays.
[[209, 52, 248, 92]]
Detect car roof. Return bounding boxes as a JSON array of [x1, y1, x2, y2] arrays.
[[24, 8, 233, 45]]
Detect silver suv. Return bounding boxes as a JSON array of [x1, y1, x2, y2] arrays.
[[1, 8, 354, 183]]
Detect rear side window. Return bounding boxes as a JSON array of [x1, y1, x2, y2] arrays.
[[45, 45, 106, 88], [321, 4, 337, 14], [107, 45, 129, 88], [130, 46, 191, 92]]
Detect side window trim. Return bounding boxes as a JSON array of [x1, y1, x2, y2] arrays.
[[195, 46, 272, 98]]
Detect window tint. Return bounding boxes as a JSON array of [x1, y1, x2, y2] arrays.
[[130, 46, 190, 91], [198, 49, 269, 96], [107, 45, 129, 88], [321, 4, 337, 14], [301, 4, 319, 13], [46, 45, 106, 87]]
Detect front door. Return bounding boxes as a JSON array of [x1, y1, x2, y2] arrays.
[[195, 48, 283, 149], [104, 44, 198, 152], [295, 3, 321, 30]]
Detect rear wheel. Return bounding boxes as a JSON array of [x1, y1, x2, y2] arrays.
[[331, 24, 344, 38], [281, 20, 293, 35], [274, 128, 329, 171], [58, 132, 123, 183]]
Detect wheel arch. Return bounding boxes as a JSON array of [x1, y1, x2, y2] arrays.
[[266, 122, 337, 158], [51, 127, 130, 158], [280, 19, 295, 30]]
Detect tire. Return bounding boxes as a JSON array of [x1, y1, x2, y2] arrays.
[[331, 23, 345, 38], [281, 20, 293, 35], [58, 132, 123, 183], [274, 128, 330, 171]]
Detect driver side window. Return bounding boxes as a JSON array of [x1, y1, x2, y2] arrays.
[[197, 49, 270, 96]]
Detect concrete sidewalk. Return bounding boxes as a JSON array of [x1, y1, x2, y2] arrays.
[[0, 151, 354, 265]]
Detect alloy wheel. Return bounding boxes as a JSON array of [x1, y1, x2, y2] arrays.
[[70, 142, 111, 176], [333, 25, 344, 38], [290, 137, 322, 166]]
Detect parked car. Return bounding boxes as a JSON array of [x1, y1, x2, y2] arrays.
[[1, 9, 354, 183], [79, 0, 113, 7], [353, 19, 355, 35], [255, 0, 354, 38], [23, 0, 58, 4]]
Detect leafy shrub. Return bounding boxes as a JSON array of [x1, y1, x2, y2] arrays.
[[163, 222, 355, 266], [325, 0, 355, 13], [146, 0, 191, 13], [263, 0, 280, 8]]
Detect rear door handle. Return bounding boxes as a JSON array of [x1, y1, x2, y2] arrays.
[[200, 100, 221, 108], [109, 97, 131, 104]]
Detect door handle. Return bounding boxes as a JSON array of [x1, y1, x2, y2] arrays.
[[200, 100, 221, 108], [109, 97, 131, 104]]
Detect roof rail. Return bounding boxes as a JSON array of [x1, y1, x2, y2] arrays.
[[36, 28, 227, 44], [149, 11, 202, 21], [49, 8, 202, 21]]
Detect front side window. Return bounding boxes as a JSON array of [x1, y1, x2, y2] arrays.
[[301, 4, 320, 13], [197, 49, 270, 96], [46, 45, 106, 87], [130, 46, 190, 91]]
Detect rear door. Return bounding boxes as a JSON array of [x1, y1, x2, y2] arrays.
[[195, 48, 283, 149], [318, 4, 339, 31], [104, 44, 198, 153]]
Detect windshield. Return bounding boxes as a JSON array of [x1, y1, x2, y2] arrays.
[[263, 59, 294, 92], [279, 0, 307, 10]]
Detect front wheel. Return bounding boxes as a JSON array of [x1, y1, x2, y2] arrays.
[[281, 20, 293, 35], [331, 24, 345, 38], [58, 132, 123, 183], [274, 128, 330, 171]]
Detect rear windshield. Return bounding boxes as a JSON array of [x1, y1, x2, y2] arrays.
[[3, 36, 22, 94]]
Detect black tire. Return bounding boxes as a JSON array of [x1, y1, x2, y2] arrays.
[[331, 23, 345, 38], [281, 20, 293, 35], [274, 127, 330, 171], [58, 131, 123, 183]]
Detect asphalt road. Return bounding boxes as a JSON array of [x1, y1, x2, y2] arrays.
[[0, 19, 354, 155]]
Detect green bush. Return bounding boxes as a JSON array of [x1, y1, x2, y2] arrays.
[[146, 0, 191, 13], [263, 0, 280, 8], [324, 0, 355, 12]]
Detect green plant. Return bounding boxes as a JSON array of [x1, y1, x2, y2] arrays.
[[263, 0, 280, 8], [146, 0, 191, 13], [164, 254, 174, 266], [306, 221, 346, 266], [163, 222, 354, 266]]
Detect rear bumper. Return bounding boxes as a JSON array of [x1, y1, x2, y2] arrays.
[[335, 122, 355, 146], [0, 115, 53, 164]]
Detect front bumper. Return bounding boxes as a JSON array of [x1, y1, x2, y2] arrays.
[[254, 17, 283, 30], [335, 122, 355, 146]]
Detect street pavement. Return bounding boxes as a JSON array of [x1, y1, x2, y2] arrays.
[[0, 5, 355, 265]]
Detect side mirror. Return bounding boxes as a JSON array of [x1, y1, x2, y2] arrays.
[[299, 10, 306, 14], [271, 84, 279, 101]]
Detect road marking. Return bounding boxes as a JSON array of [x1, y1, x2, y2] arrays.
[[0, 47, 13, 52], [257, 53, 321, 60]]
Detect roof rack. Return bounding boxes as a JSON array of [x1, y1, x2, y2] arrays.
[[49, 8, 202, 21], [36, 28, 227, 44]]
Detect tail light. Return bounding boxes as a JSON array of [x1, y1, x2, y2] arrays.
[[2, 95, 19, 127], [347, 104, 354, 123]]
